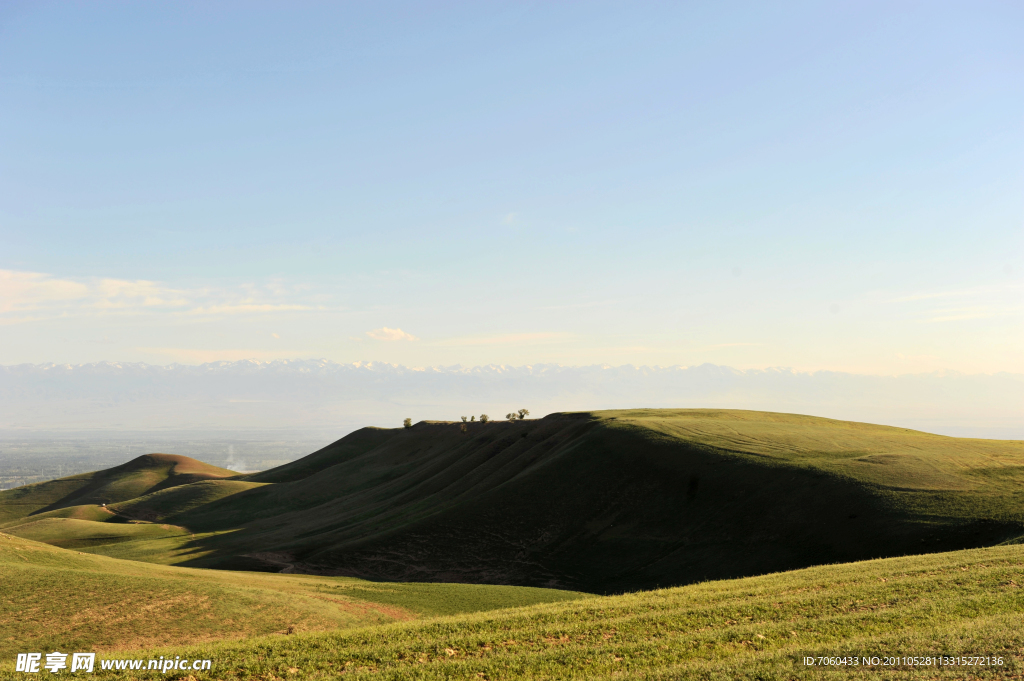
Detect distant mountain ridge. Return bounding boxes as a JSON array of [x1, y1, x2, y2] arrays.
[[1, 360, 1022, 438], [8, 357, 1023, 376]]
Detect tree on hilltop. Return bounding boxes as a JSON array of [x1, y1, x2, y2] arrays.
[[518, 409, 530, 420], [461, 416, 468, 422], [403, 418, 412, 429], [479, 414, 489, 423]]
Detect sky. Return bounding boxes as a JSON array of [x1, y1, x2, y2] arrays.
[[1, 1, 1022, 374]]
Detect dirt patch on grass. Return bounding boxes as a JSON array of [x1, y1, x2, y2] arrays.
[[64, 594, 213, 627], [311, 594, 415, 623]]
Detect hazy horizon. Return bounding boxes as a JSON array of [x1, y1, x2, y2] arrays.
[[3, 358, 1021, 441]]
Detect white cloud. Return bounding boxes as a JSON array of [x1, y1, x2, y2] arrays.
[[0, 269, 324, 322], [890, 282, 1023, 305], [925, 308, 1022, 323], [366, 327, 418, 341], [136, 347, 306, 363], [888, 282, 1024, 325], [710, 342, 762, 348], [438, 332, 570, 346], [0, 269, 92, 313], [188, 304, 319, 315]]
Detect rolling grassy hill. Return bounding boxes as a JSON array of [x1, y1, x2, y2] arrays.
[[2, 410, 1022, 593], [0, 532, 585, 660], [160, 410, 1024, 591], [38, 542, 1024, 680], [0, 453, 236, 525]]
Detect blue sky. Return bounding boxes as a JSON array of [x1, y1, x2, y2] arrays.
[[1, 1, 1021, 373]]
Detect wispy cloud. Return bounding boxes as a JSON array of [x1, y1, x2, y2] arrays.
[[1, 269, 136, 314], [889, 282, 1023, 324], [0, 269, 324, 323], [925, 308, 1023, 323], [438, 332, 570, 346], [189, 304, 320, 315], [537, 299, 616, 311], [890, 282, 1023, 304], [366, 327, 418, 341], [137, 347, 307, 363]]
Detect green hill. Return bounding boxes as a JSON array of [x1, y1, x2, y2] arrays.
[[0, 453, 237, 524], [111, 479, 267, 522], [2, 410, 1022, 593], [173, 410, 1024, 591], [51, 542, 1024, 680], [0, 532, 585, 660]]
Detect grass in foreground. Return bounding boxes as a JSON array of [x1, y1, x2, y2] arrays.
[[45, 543, 1024, 681], [0, 533, 586, 660]]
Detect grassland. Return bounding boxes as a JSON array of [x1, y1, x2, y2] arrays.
[[0, 453, 236, 525], [2, 410, 1023, 679], [182, 409, 1024, 591], [3, 516, 189, 551], [1, 410, 1022, 594], [12, 542, 1019, 680], [0, 532, 586, 660]]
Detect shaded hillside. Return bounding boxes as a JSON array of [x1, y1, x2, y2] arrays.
[[138, 411, 1024, 591], [4, 410, 1023, 593], [247, 426, 400, 483], [0, 454, 237, 524]]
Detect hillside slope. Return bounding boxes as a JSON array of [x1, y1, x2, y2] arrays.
[[4, 410, 1023, 593], [0, 532, 585, 659], [148, 410, 1024, 591], [81, 543, 1024, 680], [0, 454, 237, 524]]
